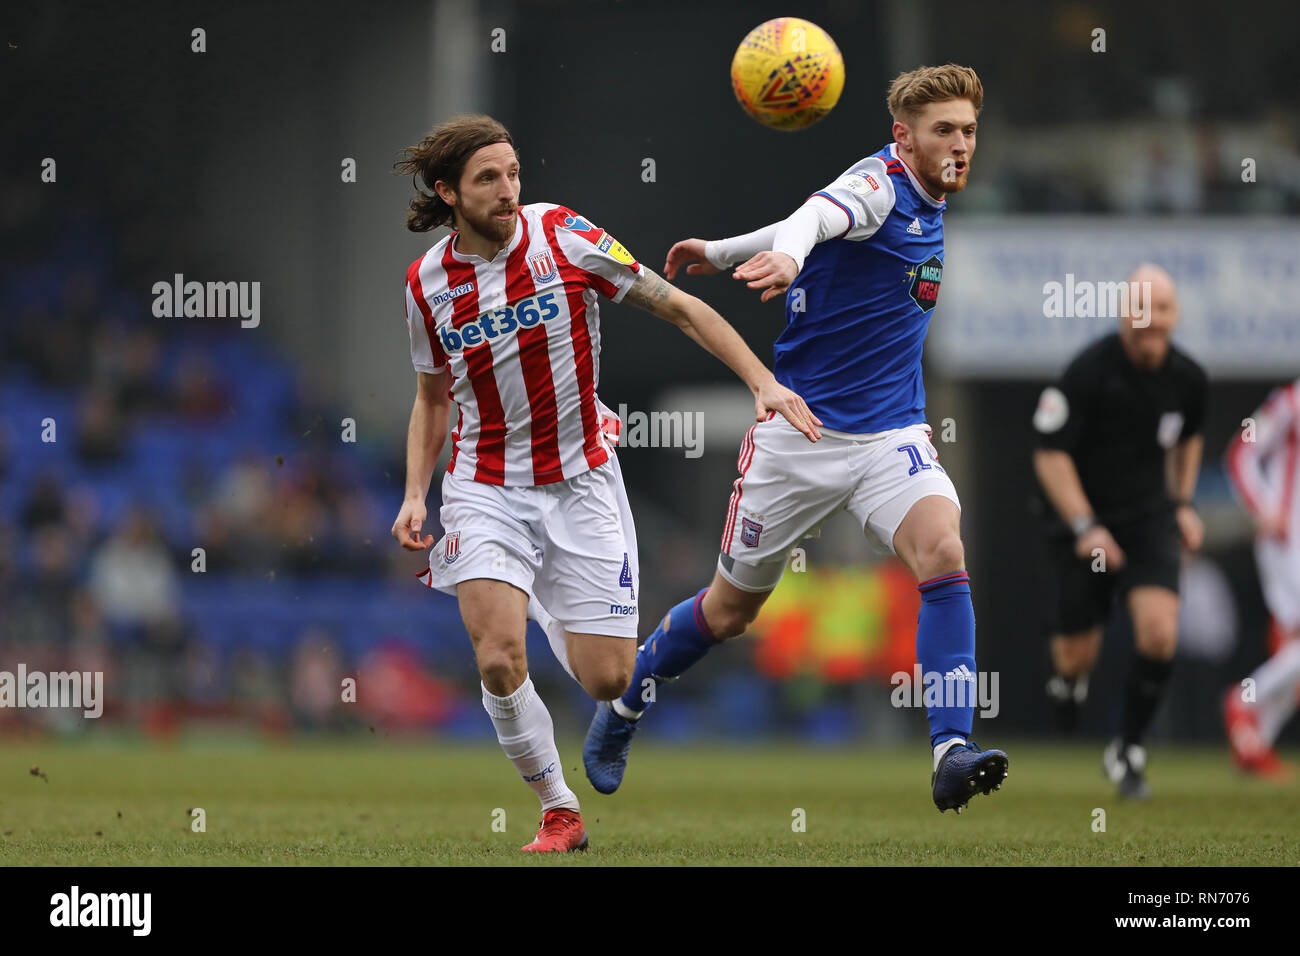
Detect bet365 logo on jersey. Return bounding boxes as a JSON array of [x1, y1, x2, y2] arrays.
[[438, 291, 561, 354]]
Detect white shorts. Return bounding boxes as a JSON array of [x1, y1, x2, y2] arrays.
[[419, 454, 640, 638], [717, 417, 960, 592], [1255, 535, 1300, 631]]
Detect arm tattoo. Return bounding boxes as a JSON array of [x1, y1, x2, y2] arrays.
[[622, 267, 675, 316]]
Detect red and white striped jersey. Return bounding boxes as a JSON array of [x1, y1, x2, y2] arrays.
[[404, 203, 643, 486], [1226, 379, 1300, 537]]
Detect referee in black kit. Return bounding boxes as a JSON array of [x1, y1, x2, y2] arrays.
[[1032, 264, 1208, 799]]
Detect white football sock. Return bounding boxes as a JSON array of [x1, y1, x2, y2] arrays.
[[933, 736, 966, 771], [611, 697, 643, 721], [1251, 641, 1300, 746], [527, 597, 577, 683], [1251, 640, 1300, 704], [482, 677, 579, 812], [1248, 639, 1300, 707], [1258, 697, 1296, 748]]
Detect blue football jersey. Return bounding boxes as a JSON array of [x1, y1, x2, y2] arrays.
[[772, 143, 946, 434]]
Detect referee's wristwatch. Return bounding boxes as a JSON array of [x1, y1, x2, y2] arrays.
[[1070, 514, 1096, 538]]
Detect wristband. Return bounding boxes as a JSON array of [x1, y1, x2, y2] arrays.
[[1070, 514, 1096, 537], [1173, 499, 1193, 509]]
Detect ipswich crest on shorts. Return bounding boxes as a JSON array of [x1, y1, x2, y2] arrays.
[[741, 517, 763, 548], [444, 531, 461, 564]]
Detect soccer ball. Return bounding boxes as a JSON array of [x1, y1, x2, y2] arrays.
[[730, 17, 845, 131]]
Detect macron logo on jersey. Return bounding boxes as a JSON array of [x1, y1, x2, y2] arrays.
[[429, 281, 475, 306]]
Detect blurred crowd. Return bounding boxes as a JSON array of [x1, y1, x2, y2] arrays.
[[0, 200, 473, 737], [971, 118, 1300, 215]]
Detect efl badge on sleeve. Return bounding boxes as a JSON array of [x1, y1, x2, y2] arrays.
[[444, 531, 461, 565], [596, 232, 637, 265], [741, 517, 763, 548]]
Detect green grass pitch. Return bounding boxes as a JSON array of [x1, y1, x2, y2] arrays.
[[0, 738, 1296, 865]]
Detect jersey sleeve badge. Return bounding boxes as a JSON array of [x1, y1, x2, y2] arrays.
[[1034, 387, 1069, 433], [840, 171, 880, 195], [596, 232, 636, 265], [1157, 411, 1185, 449]]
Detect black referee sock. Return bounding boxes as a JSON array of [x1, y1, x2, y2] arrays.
[[1120, 652, 1174, 748], [1046, 674, 1088, 735]]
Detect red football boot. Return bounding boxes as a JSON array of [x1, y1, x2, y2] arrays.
[[1224, 687, 1265, 766], [1223, 688, 1291, 777], [521, 808, 588, 853], [1240, 748, 1295, 780]]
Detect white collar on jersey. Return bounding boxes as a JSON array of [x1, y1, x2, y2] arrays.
[[889, 143, 946, 209], [447, 210, 526, 263]]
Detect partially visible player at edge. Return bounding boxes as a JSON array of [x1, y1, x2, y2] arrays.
[[1224, 379, 1300, 778], [390, 115, 821, 852], [584, 64, 1010, 813]]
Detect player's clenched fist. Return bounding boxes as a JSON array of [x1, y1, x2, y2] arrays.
[[733, 251, 798, 302], [663, 238, 721, 281], [392, 497, 435, 551], [1074, 524, 1125, 570], [755, 377, 822, 443]]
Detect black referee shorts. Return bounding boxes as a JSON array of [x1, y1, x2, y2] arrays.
[[1043, 508, 1181, 636]]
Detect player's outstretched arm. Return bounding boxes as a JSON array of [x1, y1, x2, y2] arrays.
[[733, 200, 851, 302], [663, 238, 721, 280], [391, 369, 452, 551], [667, 199, 850, 298], [664, 223, 784, 281], [621, 267, 822, 442]]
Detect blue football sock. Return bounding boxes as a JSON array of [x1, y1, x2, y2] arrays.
[[618, 587, 717, 714], [916, 571, 977, 747]]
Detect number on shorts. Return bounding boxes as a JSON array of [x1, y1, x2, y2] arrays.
[[896, 443, 933, 476]]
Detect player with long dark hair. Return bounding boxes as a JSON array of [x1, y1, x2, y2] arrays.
[[390, 115, 819, 851]]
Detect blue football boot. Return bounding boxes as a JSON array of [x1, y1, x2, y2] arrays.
[[583, 701, 640, 795], [931, 740, 1009, 813]]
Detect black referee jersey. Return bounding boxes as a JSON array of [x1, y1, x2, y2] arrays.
[[1033, 332, 1208, 529], [1032, 332, 1208, 629]]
